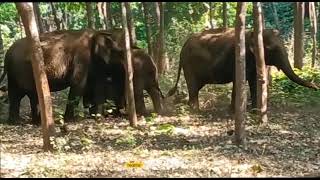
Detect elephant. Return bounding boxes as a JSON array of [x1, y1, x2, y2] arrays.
[[83, 45, 164, 117], [0, 29, 122, 125], [167, 28, 319, 111]]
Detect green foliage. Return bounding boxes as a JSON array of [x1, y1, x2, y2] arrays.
[[155, 123, 175, 135], [115, 133, 137, 147], [270, 67, 320, 107]]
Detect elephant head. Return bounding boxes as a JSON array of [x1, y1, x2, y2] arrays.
[[91, 31, 124, 67], [248, 29, 319, 90]]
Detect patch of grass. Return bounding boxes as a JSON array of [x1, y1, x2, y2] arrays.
[[115, 133, 137, 148]]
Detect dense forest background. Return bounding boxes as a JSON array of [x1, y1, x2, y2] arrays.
[[0, 2, 320, 178]]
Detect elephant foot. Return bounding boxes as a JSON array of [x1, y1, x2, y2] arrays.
[[31, 118, 41, 126], [64, 115, 78, 123], [7, 116, 25, 125]]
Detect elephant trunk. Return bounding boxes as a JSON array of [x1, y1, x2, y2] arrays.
[[278, 57, 319, 90]]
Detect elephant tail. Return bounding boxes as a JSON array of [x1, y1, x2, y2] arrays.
[[166, 54, 183, 97]]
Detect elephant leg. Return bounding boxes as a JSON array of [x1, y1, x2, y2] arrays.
[[7, 88, 24, 125], [248, 77, 257, 110], [134, 80, 147, 116], [64, 87, 80, 122], [27, 93, 41, 125], [186, 79, 202, 111], [146, 86, 163, 115]]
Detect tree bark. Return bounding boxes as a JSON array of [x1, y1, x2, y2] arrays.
[[294, 2, 305, 70], [234, 2, 247, 146], [121, 2, 137, 127], [142, 2, 153, 57], [15, 2, 55, 152], [125, 3, 137, 46], [50, 2, 61, 30], [86, 2, 94, 29], [32, 2, 45, 34], [157, 2, 167, 74], [209, 2, 214, 29], [106, 3, 113, 29], [271, 2, 280, 30], [309, 2, 317, 68], [253, 2, 268, 124], [0, 26, 4, 63], [223, 2, 228, 29]]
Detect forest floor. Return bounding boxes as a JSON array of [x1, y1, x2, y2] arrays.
[[0, 84, 320, 178]]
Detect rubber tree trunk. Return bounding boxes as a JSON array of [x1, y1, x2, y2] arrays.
[[294, 2, 305, 70], [157, 2, 166, 74], [272, 2, 280, 30], [253, 2, 268, 124], [209, 2, 214, 29], [223, 2, 228, 29], [15, 2, 55, 152], [142, 2, 153, 57], [125, 3, 137, 46], [121, 2, 137, 127], [86, 2, 94, 29], [234, 2, 247, 146], [107, 3, 113, 30], [32, 2, 45, 34], [309, 2, 317, 67], [0, 26, 4, 64], [50, 2, 61, 30]]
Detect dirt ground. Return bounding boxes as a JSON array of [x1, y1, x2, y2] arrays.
[[0, 86, 319, 178]]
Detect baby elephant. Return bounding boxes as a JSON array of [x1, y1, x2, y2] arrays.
[[83, 47, 164, 117]]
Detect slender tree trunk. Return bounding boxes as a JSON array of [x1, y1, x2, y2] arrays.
[[0, 26, 3, 60], [272, 2, 280, 30], [32, 2, 45, 34], [107, 3, 113, 29], [121, 2, 137, 127], [294, 2, 305, 70], [142, 2, 153, 57], [50, 2, 60, 30], [309, 2, 317, 67], [62, 4, 68, 30], [97, 2, 106, 30], [253, 2, 268, 124], [158, 2, 167, 74], [234, 2, 247, 146], [125, 3, 137, 46], [15, 2, 55, 152], [223, 2, 228, 29], [86, 2, 94, 29], [209, 2, 214, 29]]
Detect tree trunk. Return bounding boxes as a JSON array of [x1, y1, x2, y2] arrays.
[[234, 2, 247, 146], [309, 2, 317, 68], [121, 2, 137, 127], [142, 2, 153, 57], [209, 2, 214, 29], [32, 2, 45, 34], [86, 2, 94, 29], [294, 2, 305, 70], [125, 3, 137, 46], [223, 2, 228, 29], [62, 4, 68, 30], [0, 26, 4, 63], [50, 2, 61, 30], [97, 2, 106, 30], [157, 2, 167, 74], [107, 3, 113, 29], [272, 2, 280, 30], [253, 2, 268, 124], [15, 2, 55, 152], [18, 16, 24, 38]]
